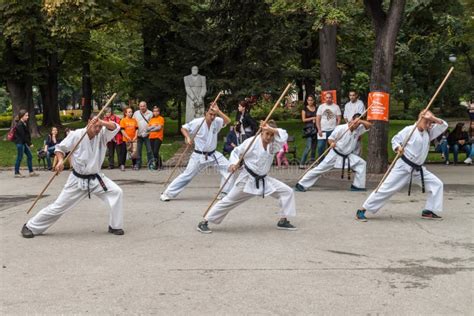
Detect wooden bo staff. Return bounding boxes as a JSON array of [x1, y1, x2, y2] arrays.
[[297, 104, 374, 182], [162, 91, 224, 189], [26, 93, 118, 214], [202, 83, 292, 218], [374, 66, 454, 193]]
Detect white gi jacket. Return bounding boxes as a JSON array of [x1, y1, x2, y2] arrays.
[[392, 120, 448, 165], [230, 128, 288, 196]]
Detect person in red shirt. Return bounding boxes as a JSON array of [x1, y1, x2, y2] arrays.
[[104, 108, 124, 169]]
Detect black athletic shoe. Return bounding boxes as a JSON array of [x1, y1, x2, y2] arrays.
[[294, 183, 306, 192], [277, 219, 297, 231], [108, 226, 125, 235], [197, 221, 212, 234], [421, 210, 443, 220], [21, 224, 34, 238], [350, 185, 367, 192]]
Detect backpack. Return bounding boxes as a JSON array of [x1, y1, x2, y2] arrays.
[[7, 125, 17, 142]]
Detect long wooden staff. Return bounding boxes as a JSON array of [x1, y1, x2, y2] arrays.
[[26, 93, 118, 214], [162, 91, 224, 189], [202, 83, 292, 218], [297, 104, 374, 182], [374, 66, 454, 193]]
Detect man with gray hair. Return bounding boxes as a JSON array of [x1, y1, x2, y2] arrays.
[[133, 101, 153, 170]]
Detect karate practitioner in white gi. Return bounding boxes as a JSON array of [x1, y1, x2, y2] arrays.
[[295, 114, 372, 192], [21, 115, 124, 238], [356, 110, 448, 222], [160, 103, 231, 201], [197, 120, 297, 233]]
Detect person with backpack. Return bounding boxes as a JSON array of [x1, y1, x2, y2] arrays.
[[133, 101, 153, 169], [12, 110, 38, 178]]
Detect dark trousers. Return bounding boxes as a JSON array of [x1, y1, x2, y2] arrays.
[[150, 138, 163, 168], [117, 143, 126, 166], [15, 144, 33, 174], [137, 136, 153, 168], [107, 142, 117, 167]]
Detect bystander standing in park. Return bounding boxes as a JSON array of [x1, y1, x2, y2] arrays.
[[236, 100, 257, 141], [133, 101, 153, 169], [104, 108, 123, 169], [120, 107, 139, 170], [13, 110, 38, 178], [147, 106, 165, 170], [299, 94, 318, 169], [43, 126, 62, 171], [447, 122, 471, 164], [343, 91, 365, 155], [223, 123, 240, 155], [316, 92, 341, 158]]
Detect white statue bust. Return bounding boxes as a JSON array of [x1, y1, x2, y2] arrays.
[[184, 66, 207, 122]]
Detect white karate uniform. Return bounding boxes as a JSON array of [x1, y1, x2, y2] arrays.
[[298, 123, 368, 189], [164, 117, 231, 198], [27, 123, 124, 234], [206, 128, 296, 224], [343, 100, 365, 155], [363, 120, 448, 214]]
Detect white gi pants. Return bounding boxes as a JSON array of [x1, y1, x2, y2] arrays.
[[27, 173, 123, 234], [164, 151, 231, 198], [298, 150, 366, 189], [205, 177, 296, 224], [363, 159, 444, 213], [353, 139, 361, 156]]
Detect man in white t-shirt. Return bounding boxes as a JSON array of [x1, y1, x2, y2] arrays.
[[343, 91, 365, 155], [133, 101, 153, 170], [316, 92, 341, 157]]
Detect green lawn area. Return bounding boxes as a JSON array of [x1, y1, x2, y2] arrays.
[[0, 118, 448, 168]]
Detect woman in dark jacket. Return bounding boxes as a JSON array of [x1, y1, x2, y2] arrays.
[[235, 101, 257, 141], [14, 110, 38, 177]]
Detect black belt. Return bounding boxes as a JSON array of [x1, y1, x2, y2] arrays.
[[400, 155, 425, 196], [333, 148, 351, 180], [244, 163, 267, 198], [72, 170, 108, 199], [194, 149, 216, 161]]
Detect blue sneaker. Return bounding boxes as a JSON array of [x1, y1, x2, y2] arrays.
[[294, 183, 306, 192], [350, 185, 367, 192], [356, 209, 367, 222]]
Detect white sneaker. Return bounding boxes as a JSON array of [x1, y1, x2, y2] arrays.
[[445, 160, 450, 165], [464, 157, 472, 165], [160, 193, 171, 202]]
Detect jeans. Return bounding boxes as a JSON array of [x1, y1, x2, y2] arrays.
[[150, 138, 163, 168], [15, 143, 33, 174], [435, 140, 449, 163], [136, 136, 153, 168], [317, 130, 333, 158], [46, 146, 56, 169], [452, 143, 471, 163], [300, 135, 317, 165]]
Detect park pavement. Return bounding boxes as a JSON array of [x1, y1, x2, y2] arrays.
[[0, 164, 473, 315]]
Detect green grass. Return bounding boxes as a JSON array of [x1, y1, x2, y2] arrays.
[[0, 118, 449, 168]]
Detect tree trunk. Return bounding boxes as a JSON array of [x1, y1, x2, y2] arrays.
[[81, 60, 93, 121], [319, 24, 340, 100], [40, 52, 61, 127], [7, 78, 40, 137], [365, 0, 406, 174]]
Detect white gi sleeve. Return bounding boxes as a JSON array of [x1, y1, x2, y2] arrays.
[[229, 137, 253, 166], [391, 125, 412, 152], [328, 125, 343, 142], [271, 128, 288, 154], [356, 124, 368, 137], [102, 122, 120, 143], [55, 130, 80, 154], [358, 101, 365, 115], [215, 117, 225, 132], [182, 118, 200, 134], [429, 120, 448, 141]]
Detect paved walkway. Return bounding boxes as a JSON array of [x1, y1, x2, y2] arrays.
[[0, 165, 473, 314]]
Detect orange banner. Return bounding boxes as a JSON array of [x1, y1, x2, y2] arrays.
[[320, 90, 337, 104], [367, 91, 390, 121]]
